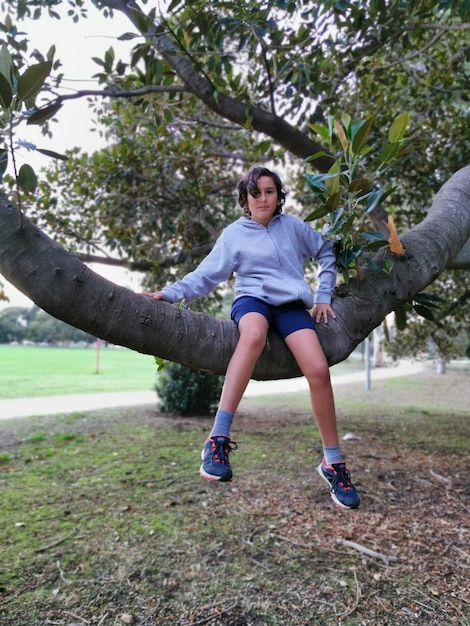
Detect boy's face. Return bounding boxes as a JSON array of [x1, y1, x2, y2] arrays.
[[247, 176, 279, 226]]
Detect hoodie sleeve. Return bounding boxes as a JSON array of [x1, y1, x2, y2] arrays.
[[161, 233, 236, 304], [293, 216, 336, 305], [312, 234, 337, 305]]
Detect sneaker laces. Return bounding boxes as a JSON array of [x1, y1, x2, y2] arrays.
[[331, 463, 352, 492], [209, 437, 238, 465]]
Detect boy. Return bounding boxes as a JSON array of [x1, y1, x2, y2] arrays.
[[145, 166, 360, 509]]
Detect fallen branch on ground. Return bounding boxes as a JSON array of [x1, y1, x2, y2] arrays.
[[337, 539, 399, 565]]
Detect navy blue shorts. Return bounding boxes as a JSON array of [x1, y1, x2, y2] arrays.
[[231, 296, 315, 339]]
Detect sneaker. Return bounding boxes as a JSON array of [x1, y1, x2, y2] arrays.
[[318, 460, 360, 509], [199, 436, 237, 482]]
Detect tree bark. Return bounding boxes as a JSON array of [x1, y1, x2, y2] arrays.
[[1, 166, 469, 379]]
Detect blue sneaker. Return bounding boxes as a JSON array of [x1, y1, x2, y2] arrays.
[[318, 460, 360, 509], [199, 436, 237, 482]]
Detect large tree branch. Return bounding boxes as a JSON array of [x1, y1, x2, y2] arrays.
[[1, 166, 469, 378]]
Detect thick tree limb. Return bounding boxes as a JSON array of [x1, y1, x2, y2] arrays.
[[1, 166, 469, 379]]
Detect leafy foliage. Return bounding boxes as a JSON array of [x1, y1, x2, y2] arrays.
[[155, 359, 223, 415], [304, 113, 408, 282], [0, 25, 66, 198], [0, 305, 95, 344], [387, 271, 470, 362]]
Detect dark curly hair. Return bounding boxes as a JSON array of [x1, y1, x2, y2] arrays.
[[237, 166, 286, 218]]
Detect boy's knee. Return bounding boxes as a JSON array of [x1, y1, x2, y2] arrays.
[[239, 327, 267, 351], [306, 362, 330, 385]]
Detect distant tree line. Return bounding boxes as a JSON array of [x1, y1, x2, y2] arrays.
[[0, 306, 96, 345]]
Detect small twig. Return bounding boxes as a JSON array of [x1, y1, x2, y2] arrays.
[[273, 532, 317, 552], [96, 613, 108, 626], [337, 539, 399, 565], [56, 560, 69, 584], [246, 555, 272, 571], [452, 545, 470, 560], [179, 601, 239, 626], [338, 570, 362, 619], [35, 529, 76, 553], [430, 468, 452, 484], [438, 541, 454, 557], [63, 611, 90, 624]]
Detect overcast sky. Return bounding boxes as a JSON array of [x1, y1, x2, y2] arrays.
[[2, 5, 144, 309]]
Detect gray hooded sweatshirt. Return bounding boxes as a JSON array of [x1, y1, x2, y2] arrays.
[[162, 213, 337, 308]]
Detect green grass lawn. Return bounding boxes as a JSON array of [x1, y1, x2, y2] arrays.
[[0, 344, 368, 400], [0, 345, 157, 398]]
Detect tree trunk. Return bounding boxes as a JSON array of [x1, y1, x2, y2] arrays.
[[1, 166, 469, 379]]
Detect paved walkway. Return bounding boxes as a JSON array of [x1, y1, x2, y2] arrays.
[[0, 362, 426, 420]]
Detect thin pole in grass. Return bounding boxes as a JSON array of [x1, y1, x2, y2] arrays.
[[365, 335, 371, 390], [95, 338, 101, 374]]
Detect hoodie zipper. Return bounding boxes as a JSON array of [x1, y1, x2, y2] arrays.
[[265, 223, 282, 268]]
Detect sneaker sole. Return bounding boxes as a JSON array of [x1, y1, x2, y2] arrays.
[[317, 463, 360, 510]]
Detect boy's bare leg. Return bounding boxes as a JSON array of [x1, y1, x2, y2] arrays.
[[285, 327, 360, 509], [218, 312, 269, 413], [283, 328, 339, 447], [200, 312, 269, 482]]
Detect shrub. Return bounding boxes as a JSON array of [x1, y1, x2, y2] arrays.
[[155, 361, 223, 415]]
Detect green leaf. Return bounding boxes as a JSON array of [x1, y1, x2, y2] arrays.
[[395, 306, 407, 330], [363, 239, 389, 251], [348, 177, 370, 195], [304, 205, 329, 222], [36, 148, 68, 161], [388, 112, 409, 143], [0, 149, 8, 179], [349, 119, 364, 141], [351, 117, 374, 156], [383, 258, 394, 274], [365, 257, 381, 272], [305, 150, 329, 162], [327, 115, 335, 141], [341, 113, 351, 133], [46, 45, 56, 62], [118, 32, 140, 41], [329, 207, 344, 227], [308, 123, 330, 143], [413, 304, 435, 321], [26, 103, 63, 125], [361, 231, 387, 241], [324, 192, 340, 212], [305, 171, 328, 193], [17, 163, 38, 193], [413, 292, 445, 305], [379, 142, 400, 164], [0, 72, 13, 109], [365, 188, 383, 213], [17, 61, 52, 101], [325, 161, 340, 194], [0, 44, 13, 91], [337, 246, 361, 268]]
